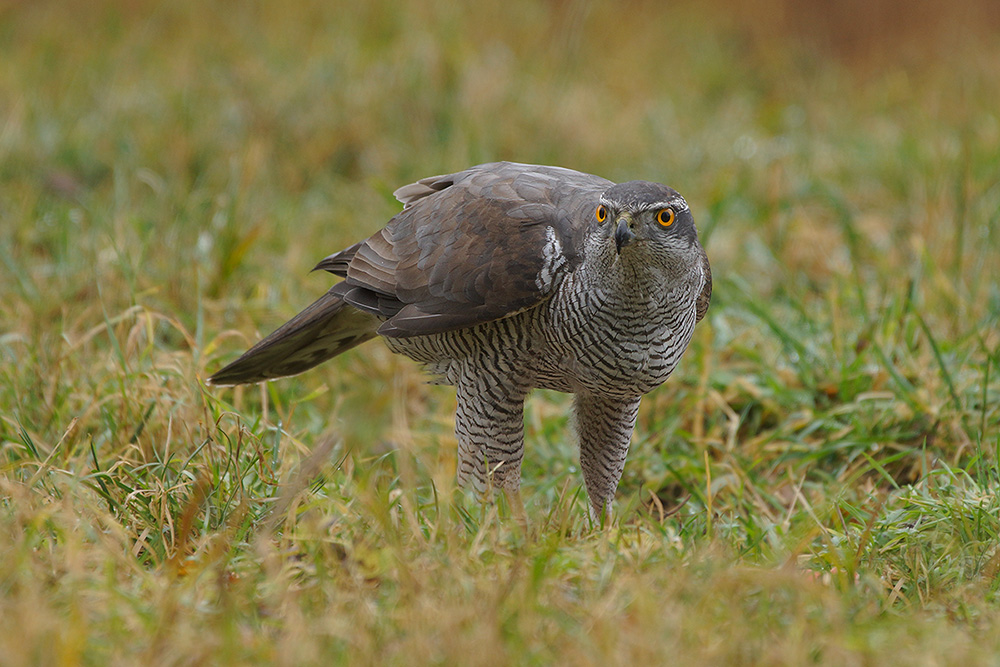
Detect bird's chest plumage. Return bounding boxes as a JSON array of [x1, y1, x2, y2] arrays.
[[382, 254, 702, 399], [535, 272, 698, 396]]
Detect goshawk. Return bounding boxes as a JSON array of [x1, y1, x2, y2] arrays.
[[209, 162, 711, 519]]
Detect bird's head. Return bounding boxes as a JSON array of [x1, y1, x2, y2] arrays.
[[595, 181, 699, 263]]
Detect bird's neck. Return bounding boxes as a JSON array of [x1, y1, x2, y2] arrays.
[[584, 237, 695, 305]]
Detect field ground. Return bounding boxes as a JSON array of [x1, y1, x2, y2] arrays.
[[2, 0, 1000, 664]]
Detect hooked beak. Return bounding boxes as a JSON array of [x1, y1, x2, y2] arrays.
[[614, 217, 636, 253]]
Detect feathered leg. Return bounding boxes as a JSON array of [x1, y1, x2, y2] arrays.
[[454, 372, 528, 500], [574, 393, 641, 522]]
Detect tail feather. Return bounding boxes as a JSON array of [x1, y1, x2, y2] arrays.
[[207, 289, 380, 386]]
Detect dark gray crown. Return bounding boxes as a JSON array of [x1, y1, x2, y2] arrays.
[[601, 181, 687, 212]]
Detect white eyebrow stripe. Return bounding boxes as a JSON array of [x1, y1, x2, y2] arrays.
[[639, 198, 689, 213], [598, 196, 689, 212]]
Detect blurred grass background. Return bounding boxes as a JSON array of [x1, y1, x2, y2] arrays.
[[2, 0, 1000, 664]]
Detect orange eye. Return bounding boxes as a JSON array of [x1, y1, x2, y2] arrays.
[[596, 205, 608, 222], [657, 208, 675, 227]]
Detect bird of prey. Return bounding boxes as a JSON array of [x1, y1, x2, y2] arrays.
[[208, 162, 711, 519]]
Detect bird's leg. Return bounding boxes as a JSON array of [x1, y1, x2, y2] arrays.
[[573, 393, 642, 523], [454, 373, 527, 505]]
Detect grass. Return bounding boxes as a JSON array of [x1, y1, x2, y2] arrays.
[[2, 0, 1000, 663]]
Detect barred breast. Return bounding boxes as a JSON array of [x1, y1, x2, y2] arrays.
[[537, 268, 701, 397], [382, 261, 702, 401]]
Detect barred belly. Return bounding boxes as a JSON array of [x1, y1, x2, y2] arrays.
[[381, 308, 543, 387], [382, 277, 697, 401]]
